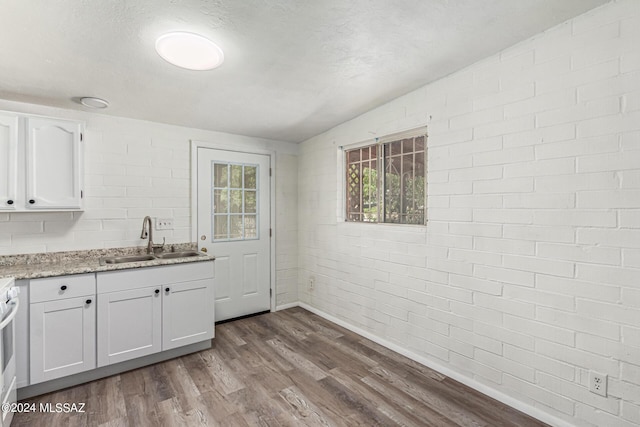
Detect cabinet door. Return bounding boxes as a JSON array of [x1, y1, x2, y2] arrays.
[[30, 296, 96, 384], [162, 279, 214, 351], [25, 117, 82, 209], [98, 286, 161, 367], [0, 113, 18, 210]]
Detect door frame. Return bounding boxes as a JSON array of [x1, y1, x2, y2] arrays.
[[190, 140, 276, 313]]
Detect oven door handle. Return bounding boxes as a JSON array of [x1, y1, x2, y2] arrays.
[[0, 298, 19, 331]]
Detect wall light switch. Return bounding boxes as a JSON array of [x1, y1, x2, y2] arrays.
[[156, 218, 174, 230]]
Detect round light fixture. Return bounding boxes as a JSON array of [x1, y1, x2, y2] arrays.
[[80, 97, 109, 109], [155, 32, 224, 71]]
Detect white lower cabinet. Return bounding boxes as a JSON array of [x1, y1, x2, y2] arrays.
[[97, 261, 215, 367], [97, 286, 162, 367], [163, 279, 213, 350], [29, 275, 96, 384], [23, 261, 214, 389]]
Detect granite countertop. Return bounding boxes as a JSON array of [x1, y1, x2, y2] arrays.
[[0, 243, 215, 280]]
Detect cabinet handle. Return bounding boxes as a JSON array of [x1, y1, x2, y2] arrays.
[[165, 287, 170, 293], [154, 289, 160, 294], [86, 299, 92, 304], [60, 285, 68, 291], [29, 199, 35, 204], [6, 200, 13, 205]]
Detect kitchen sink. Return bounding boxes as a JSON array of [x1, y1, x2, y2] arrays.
[[155, 251, 203, 259], [100, 255, 157, 265]]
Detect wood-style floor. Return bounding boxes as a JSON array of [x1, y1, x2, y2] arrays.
[[14, 307, 548, 426]]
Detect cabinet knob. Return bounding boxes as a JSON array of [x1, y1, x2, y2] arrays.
[[165, 287, 170, 293], [6, 200, 13, 205], [86, 299, 92, 304], [28, 199, 35, 204], [155, 289, 160, 294], [60, 285, 68, 291]]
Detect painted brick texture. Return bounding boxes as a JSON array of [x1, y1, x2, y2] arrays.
[[298, 1, 640, 426]]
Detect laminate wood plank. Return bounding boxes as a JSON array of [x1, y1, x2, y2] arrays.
[[330, 367, 456, 427], [356, 337, 448, 382], [264, 311, 312, 342], [317, 375, 399, 426], [88, 374, 128, 425], [14, 308, 548, 427], [226, 385, 295, 427], [369, 365, 490, 427], [198, 351, 245, 395], [219, 412, 252, 426], [162, 357, 202, 415], [287, 308, 344, 340], [360, 374, 460, 427], [279, 385, 337, 427], [121, 393, 162, 427], [98, 417, 129, 427], [154, 396, 193, 427], [266, 337, 328, 381]]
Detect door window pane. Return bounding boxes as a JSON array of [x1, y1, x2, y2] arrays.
[[214, 216, 228, 239], [245, 191, 256, 213], [229, 215, 243, 239], [230, 190, 243, 213], [244, 166, 257, 189], [214, 163, 228, 187], [211, 162, 260, 241], [245, 215, 257, 238], [230, 165, 243, 188], [213, 189, 228, 214]]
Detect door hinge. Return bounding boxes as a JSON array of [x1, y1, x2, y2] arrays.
[[270, 288, 272, 297], [80, 133, 83, 142], [81, 190, 83, 199], [269, 168, 272, 177], [270, 228, 272, 237]]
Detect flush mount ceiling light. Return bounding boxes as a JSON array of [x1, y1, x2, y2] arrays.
[[80, 97, 109, 109], [155, 32, 224, 71]]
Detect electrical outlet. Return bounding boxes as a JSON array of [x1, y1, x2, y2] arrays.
[[156, 218, 174, 230], [589, 371, 607, 397], [309, 276, 315, 290]]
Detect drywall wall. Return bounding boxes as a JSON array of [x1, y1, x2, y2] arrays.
[[0, 99, 298, 305], [298, 1, 640, 426]]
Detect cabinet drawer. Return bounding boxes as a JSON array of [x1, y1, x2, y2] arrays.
[[30, 274, 96, 303], [97, 261, 214, 294]]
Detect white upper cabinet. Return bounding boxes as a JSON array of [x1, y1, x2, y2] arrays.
[[0, 113, 18, 210], [0, 111, 84, 212], [26, 117, 83, 210]]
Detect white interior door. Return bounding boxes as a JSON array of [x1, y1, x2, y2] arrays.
[[197, 148, 271, 322]]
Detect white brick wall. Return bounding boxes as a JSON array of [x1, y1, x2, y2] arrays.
[[298, 1, 640, 426], [0, 100, 298, 306]]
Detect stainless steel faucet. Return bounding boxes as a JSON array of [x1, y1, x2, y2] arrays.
[[140, 216, 165, 254]]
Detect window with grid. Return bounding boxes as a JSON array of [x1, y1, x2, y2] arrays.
[[345, 133, 426, 225], [212, 162, 259, 241]]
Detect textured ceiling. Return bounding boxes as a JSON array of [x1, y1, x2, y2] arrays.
[[0, 0, 609, 142]]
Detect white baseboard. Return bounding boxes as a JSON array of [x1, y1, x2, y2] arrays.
[[298, 302, 574, 427], [275, 302, 300, 311]]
